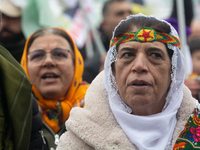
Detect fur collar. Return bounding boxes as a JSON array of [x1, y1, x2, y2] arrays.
[[58, 71, 197, 150]]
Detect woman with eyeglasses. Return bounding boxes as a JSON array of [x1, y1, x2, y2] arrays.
[[20, 27, 90, 150]]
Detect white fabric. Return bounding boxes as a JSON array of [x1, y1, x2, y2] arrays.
[[103, 13, 185, 150]]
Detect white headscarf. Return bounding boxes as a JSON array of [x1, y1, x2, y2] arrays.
[[103, 13, 185, 150]]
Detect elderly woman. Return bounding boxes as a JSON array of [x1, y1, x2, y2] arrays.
[[57, 14, 200, 150], [20, 27, 89, 149]]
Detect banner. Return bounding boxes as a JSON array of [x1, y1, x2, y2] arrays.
[[50, 0, 95, 48], [22, 0, 59, 38]]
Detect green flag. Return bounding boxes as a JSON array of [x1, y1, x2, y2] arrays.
[[22, 0, 59, 38]]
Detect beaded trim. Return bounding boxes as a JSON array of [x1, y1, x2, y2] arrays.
[[110, 27, 181, 49]]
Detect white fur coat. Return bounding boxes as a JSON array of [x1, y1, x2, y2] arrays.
[[57, 71, 197, 150]]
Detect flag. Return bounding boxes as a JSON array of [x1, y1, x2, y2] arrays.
[[50, 0, 95, 48], [22, 0, 59, 38]]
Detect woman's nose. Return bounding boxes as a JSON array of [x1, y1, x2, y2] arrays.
[[42, 53, 56, 67], [131, 54, 148, 73]]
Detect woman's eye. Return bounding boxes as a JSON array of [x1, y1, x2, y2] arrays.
[[31, 53, 44, 60], [54, 52, 67, 58], [121, 52, 134, 58], [151, 53, 162, 58], [197, 56, 200, 60]]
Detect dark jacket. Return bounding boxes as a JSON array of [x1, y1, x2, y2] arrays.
[[0, 38, 26, 63], [0, 45, 46, 150], [29, 95, 47, 150], [0, 45, 32, 150], [82, 28, 110, 83], [41, 112, 66, 150]]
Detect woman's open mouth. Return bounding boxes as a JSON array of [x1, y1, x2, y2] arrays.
[[42, 73, 59, 80], [130, 80, 151, 87]]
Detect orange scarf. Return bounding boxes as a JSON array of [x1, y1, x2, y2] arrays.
[[21, 27, 90, 133]]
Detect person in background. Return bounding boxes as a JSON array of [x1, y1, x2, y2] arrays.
[[0, 44, 32, 150], [165, 0, 194, 77], [166, 0, 199, 103], [57, 13, 200, 150], [189, 20, 200, 40], [0, 0, 25, 63], [184, 38, 200, 101], [169, 0, 193, 29], [82, 0, 133, 83], [188, 39, 200, 76], [21, 27, 90, 149], [0, 46, 46, 150], [0, 10, 46, 150], [100, 0, 133, 45]]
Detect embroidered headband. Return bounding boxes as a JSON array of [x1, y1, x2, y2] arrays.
[[110, 27, 181, 49]]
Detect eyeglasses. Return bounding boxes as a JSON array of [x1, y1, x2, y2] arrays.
[[28, 48, 72, 64]]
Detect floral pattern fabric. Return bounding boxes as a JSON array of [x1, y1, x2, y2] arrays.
[[173, 102, 200, 149], [43, 102, 63, 127]]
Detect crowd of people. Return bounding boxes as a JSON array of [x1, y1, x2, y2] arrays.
[[1, 0, 200, 150]]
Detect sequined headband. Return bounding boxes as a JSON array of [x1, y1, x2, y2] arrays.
[[110, 27, 181, 49]]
